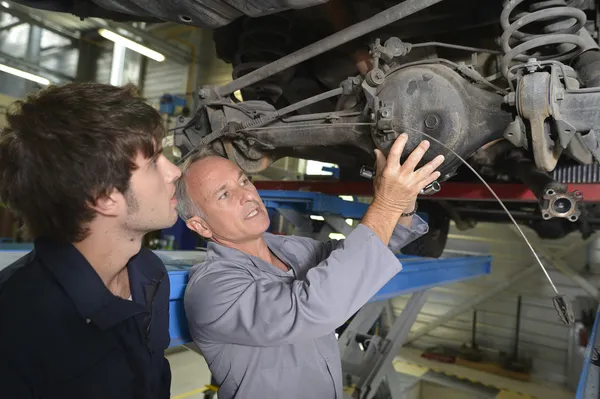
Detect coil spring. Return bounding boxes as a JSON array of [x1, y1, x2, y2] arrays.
[[500, 0, 589, 79], [231, 15, 294, 104]]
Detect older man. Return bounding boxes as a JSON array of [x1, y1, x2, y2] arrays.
[[176, 134, 444, 399]]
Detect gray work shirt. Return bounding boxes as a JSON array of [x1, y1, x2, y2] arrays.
[[184, 217, 428, 399]]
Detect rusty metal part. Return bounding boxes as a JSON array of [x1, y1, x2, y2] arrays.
[[373, 63, 512, 180], [516, 71, 562, 171], [542, 188, 582, 222], [223, 139, 273, 174], [507, 150, 583, 222]]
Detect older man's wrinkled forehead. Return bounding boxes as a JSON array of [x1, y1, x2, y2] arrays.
[[184, 156, 242, 202]]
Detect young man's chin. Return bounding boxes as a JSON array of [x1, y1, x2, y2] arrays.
[[160, 213, 180, 230]]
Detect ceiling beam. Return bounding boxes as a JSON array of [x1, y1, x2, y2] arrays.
[[1, 5, 79, 41], [4, 4, 193, 65], [0, 20, 23, 32], [0, 50, 74, 82], [104, 21, 192, 65]]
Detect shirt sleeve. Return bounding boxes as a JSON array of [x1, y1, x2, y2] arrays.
[[319, 214, 429, 259], [388, 214, 429, 253], [184, 224, 403, 347]]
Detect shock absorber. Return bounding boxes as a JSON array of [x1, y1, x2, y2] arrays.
[[500, 0, 591, 80], [231, 15, 295, 104]]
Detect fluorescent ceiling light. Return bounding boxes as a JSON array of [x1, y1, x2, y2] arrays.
[[1, 2, 9, 8], [98, 28, 165, 62], [0, 64, 49, 85]]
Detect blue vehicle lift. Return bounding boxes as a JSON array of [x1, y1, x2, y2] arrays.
[[162, 190, 491, 399], [576, 304, 600, 398]]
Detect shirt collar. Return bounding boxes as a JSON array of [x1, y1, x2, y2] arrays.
[[34, 237, 158, 330]]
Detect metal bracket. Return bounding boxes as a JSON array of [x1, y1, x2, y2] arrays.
[[582, 129, 600, 163], [517, 71, 563, 171], [541, 187, 583, 222], [504, 116, 528, 149]]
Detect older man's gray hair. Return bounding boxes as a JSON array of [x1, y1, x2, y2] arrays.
[[175, 146, 223, 221]]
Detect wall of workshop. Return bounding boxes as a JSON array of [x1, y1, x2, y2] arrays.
[[0, 15, 77, 97], [0, 13, 29, 98], [95, 45, 143, 87], [39, 31, 78, 80], [390, 221, 591, 389], [95, 48, 112, 84], [141, 28, 232, 110]]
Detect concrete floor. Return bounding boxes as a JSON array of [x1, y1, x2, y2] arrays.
[[166, 345, 214, 399]]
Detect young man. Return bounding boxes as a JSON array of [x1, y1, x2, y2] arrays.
[[0, 83, 181, 398], [175, 135, 444, 399]]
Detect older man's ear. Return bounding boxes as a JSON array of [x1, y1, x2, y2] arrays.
[[186, 216, 212, 239]]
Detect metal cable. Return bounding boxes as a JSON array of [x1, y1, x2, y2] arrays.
[[411, 41, 502, 55], [392, 124, 559, 294], [387, 58, 509, 94]]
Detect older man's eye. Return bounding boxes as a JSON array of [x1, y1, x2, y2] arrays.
[[219, 192, 229, 200], [241, 178, 250, 186]]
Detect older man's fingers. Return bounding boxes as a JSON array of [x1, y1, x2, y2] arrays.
[[414, 154, 445, 181], [401, 140, 430, 174], [419, 171, 442, 190], [374, 149, 386, 176], [385, 133, 408, 173]]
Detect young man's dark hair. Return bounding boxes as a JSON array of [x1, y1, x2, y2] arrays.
[[0, 82, 182, 399], [0, 82, 163, 242]]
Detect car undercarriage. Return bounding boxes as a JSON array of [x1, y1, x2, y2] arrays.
[[14, 0, 600, 252]]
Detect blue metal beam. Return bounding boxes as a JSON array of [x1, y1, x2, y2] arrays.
[[166, 253, 492, 347], [259, 190, 369, 219], [576, 304, 600, 398], [370, 255, 492, 302]]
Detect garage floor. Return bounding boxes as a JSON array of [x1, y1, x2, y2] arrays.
[[166, 346, 213, 399]]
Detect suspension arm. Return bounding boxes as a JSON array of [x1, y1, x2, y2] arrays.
[[561, 90, 600, 133], [242, 116, 369, 148]]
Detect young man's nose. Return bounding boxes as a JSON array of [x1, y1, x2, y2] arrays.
[[165, 158, 182, 182]]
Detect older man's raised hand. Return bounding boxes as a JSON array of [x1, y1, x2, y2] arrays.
[[361, 133, 444, 244], [372, 133, 444, 214]]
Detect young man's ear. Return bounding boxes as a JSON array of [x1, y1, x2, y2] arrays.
[[186, 216, 212, 239], [89, 188, 121, 217]]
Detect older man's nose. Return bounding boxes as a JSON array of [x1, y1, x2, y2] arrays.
[[239, 188, 255, 204]]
